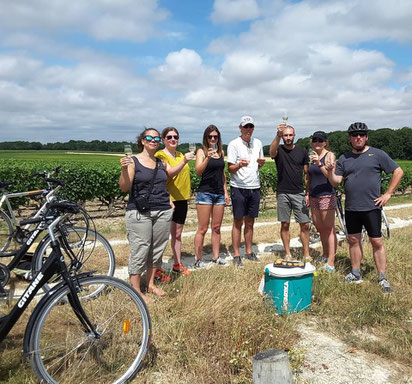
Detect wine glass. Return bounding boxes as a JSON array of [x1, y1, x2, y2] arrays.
[[281, 110, 288, 126], [124, 144, 132, 157], [210, 142, 217, 155], [189, 143, 196, 154]]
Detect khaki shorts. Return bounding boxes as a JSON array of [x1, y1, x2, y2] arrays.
[[126, 208, 173, 275], [277, 192, 310, 223]]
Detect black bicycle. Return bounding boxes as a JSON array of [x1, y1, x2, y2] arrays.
[[1, 201, 151, 383]]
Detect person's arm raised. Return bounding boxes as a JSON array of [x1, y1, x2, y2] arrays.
[[269, 124, 284, 158], [119, 156, 135, 192]]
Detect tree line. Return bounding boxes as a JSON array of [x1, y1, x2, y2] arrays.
[[1, 127, 411, 160]]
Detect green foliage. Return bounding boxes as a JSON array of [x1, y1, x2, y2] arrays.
[[1, 156, 411, 209], [296, 126, 412, 159]]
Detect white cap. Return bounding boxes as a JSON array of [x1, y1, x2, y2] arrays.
[[240, 116, 254, 127]]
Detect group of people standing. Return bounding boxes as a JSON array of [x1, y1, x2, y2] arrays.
[[119, 117, 403, 302]]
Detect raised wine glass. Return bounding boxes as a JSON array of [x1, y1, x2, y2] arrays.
[[124, 144, 132, 157], [281, 110, 288, 126], [189, 143, 196, 154]]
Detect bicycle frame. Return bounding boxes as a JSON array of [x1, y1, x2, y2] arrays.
[[0, 209, 67, 271], [0, 212, 98, 343], [0, 184, 62, 231]]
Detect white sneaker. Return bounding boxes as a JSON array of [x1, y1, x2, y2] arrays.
[[194, 259, 208, 269], [212, 257, 229, 267]]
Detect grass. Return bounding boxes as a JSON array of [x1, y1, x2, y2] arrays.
[[1, 197, 411, 383]]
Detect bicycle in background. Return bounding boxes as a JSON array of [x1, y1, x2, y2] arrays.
[[308, 189, 390, 245], [0, 167, 89, 254], [0, 201, 151, 383], [0, 169, 115, 293]]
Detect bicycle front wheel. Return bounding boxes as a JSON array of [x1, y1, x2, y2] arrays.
[[29, 276, 151, 384], [0, 210, 13, 254], [33, 227, 115, 299]]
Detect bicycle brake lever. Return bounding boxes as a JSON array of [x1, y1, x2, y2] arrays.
[[44, 178, 65, 187]]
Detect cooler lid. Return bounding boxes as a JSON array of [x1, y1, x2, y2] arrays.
[[264, 262, 316, 277]]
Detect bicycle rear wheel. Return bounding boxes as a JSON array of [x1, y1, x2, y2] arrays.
[[33, 227, 115, 299], [0, 210, 13, 254], [29, 276, 151, 384]]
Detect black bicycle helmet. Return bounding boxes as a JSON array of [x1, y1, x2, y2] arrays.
[[347, 122, 368, 133]]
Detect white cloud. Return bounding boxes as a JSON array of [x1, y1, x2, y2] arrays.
[[0, 0, 169, 42], [0, 0, 411, 143], [150, 49, 219, 90], [211, 0, 260, 24]]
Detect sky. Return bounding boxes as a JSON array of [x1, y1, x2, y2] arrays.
[[1, 0, 412, 145]]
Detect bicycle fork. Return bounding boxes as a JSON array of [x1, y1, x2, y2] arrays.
[[51, 240, 101, 339]]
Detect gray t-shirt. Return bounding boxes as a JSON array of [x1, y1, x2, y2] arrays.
[[335, 147, 398, 211]]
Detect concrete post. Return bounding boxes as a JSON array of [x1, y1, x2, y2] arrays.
[[253, 349, 293, 384]]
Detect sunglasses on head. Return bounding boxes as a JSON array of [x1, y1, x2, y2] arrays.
[[312, 138, 324, 143], [144, 135, 161, 143], [350, 132, 367, 137], [243, 124, 254, 129], [208, 135, 218, 139], [166, 135, 179, 140]]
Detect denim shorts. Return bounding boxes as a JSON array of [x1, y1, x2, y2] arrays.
[[195, 192, 225, 205]]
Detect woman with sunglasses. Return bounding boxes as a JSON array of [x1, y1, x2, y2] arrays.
[[155, 127, 195, 276], [119, 128, 187, 303], [193, 125, 230, 268], [307, 131, 337, 272]]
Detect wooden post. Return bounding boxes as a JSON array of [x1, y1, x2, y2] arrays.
[[253, 349, 293, 384]]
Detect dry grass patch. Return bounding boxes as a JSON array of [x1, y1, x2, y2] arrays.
[[310, 225, 412, 367], [137, 261, 303, 384]]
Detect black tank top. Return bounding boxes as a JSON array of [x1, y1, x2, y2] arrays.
[[197, 154, 225, 194], [126, 157, 170, 211]]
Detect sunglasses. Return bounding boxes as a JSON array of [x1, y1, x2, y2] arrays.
[[166, 135, 179, 140], [350, 132, 367, 137], [208, 135, 219, 139], [144, 135, 161, 143], [243, 124, 254, 129], [312, 138, 325, 143]]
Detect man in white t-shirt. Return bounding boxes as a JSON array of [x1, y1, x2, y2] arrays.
[[227, 116, 265, 266]]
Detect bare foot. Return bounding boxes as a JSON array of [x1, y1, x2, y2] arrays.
[[147, 286, 166, 297], [141, 293, 153, 304]]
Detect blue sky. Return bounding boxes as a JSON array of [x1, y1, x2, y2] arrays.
[[0, 0, 411, 145]]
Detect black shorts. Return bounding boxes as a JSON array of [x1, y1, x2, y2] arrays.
[[172, 200, 188, 225], [345, 209, 382, 238], [230, 187, 260, 219]]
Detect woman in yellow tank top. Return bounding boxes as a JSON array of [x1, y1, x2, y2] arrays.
[[155, 127, 195, 276]]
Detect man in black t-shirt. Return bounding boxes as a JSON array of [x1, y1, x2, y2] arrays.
[[270, 124, 310, 260]]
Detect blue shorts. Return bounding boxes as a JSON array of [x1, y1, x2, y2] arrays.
[[230, 187, 260, 219], [195, 192, 225, 205]]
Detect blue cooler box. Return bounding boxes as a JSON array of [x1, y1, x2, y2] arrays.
[[264, 263, 316, 314]]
